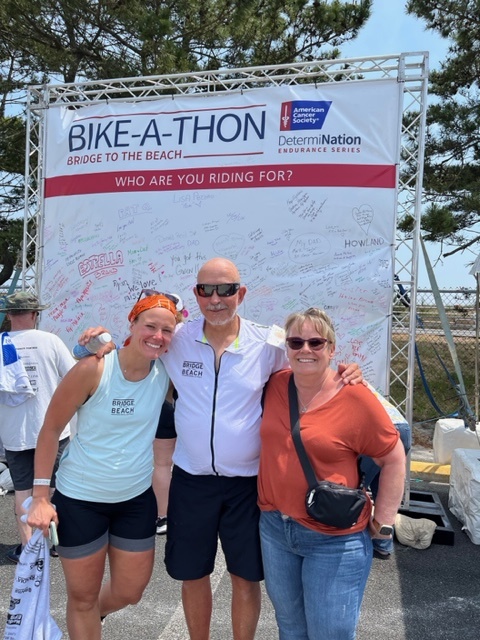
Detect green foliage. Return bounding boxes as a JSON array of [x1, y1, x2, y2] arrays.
[[0, 1, 373, 81], [406, 0, 480, 255], [420, 205, 460, 241], [0, 216, 23, 285], [0, 116, 25, 176], [0, 0, 372, 277], [0, 115, 26, 284]]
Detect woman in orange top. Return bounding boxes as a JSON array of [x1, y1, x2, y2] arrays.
[[258, 308, 406, 640]]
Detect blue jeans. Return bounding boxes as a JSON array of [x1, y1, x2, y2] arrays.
[[259, 510, 372, 640]]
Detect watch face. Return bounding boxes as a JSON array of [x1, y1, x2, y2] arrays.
[[379, 525, 394, 536]]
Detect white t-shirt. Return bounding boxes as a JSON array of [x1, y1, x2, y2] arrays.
[[0, 330, 74, 450]]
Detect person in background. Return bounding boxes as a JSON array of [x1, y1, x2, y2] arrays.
[[151, 295, 184, 536], [27, 293, 182, 640], [79, 257, 364, 640], [0, 292, 74, 563], [153, 395, 176, 535], [258, 307, 406, 640]]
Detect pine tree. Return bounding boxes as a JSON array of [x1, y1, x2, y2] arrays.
[[404, 0, 480, 259], [0, 0, 372, 282]]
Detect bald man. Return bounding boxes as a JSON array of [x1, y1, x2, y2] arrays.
[[160, 258, 362, 640]]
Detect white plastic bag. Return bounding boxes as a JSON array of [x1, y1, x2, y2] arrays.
[[3, 528, 62, 639], [0, 467, 14, 495]]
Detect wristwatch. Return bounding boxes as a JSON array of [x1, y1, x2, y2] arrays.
[[372, 519, 394, 536]]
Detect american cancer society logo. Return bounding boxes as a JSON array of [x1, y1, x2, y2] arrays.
[[280, 100, 332, 131]]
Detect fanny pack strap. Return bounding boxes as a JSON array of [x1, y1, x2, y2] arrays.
[[288, 374, 318, 489], [288, 374, 365, 490]]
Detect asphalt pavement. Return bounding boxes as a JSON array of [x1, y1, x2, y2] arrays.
[[1, 466, 480, 639]]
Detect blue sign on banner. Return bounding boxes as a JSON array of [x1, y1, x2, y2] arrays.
[[280, 101, 332, 131]]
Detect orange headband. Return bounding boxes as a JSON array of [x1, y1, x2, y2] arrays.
[[128, 294, 177, 323]]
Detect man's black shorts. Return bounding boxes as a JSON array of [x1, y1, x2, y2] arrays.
[[5, 437, 69, 491], [165, 465, 263, 582]]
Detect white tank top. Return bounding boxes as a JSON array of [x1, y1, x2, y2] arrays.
[[56, 350, 168, 502]]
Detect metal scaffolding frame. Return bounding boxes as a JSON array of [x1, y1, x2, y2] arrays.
[[23, 52, 428, 446]]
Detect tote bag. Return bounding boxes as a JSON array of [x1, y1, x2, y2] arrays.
[[3, 529, 62, 640]]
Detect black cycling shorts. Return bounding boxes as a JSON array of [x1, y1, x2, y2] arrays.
[[165, 466, 263, 582], [52, 486, 157, 559]]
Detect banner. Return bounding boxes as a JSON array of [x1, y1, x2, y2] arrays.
[[40, 79, 402, 390]]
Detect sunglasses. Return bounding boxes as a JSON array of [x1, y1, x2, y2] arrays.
[[136, 288, 183, 310], [285, 337, 330, 351], [195, 283, 240, 298]]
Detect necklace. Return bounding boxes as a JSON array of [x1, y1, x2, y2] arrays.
[[119, 353, 148, 380], [297, 373, 329, 414]]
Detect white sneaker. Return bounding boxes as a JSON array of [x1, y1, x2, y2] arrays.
[[156, 517, 167, 535]]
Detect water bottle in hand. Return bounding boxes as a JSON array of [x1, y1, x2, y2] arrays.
[[72, 332, 112, 359]]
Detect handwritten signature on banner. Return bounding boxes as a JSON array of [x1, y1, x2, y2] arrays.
[[40, 187, 395, 392]]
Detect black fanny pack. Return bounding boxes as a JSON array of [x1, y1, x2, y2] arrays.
[[288, 375, 367, 529], [305, 480, 367, 529]]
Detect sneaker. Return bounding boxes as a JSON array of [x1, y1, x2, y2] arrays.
[[6, 544, 22, 564], [156, 517, 167, 535]]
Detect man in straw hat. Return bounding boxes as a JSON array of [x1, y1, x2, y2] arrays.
[[0, 291, 75, 562]]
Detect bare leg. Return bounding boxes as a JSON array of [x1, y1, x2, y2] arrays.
[[61, 546, 108, 640], [231, 575, 261, 640], [182, 576, 212, 640], [14, 489, 33, 546], [152, 438, 175, 518], [98, 546, 155, 616]]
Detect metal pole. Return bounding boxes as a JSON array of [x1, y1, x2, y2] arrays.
[[0, 262, 22, 328]]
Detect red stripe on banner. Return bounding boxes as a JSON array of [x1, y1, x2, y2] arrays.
[[44, 164, 396, 197]]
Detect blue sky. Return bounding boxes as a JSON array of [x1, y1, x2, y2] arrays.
[[340, 0, 446, 67], [340, 1, 479, 291]]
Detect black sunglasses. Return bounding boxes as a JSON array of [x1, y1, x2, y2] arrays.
[[195, 283, 240, 298], [136, 288, 183, 310], [285, 337, 330, 351]]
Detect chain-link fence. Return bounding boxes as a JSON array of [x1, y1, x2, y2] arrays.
[[392, 288, 478, 429]]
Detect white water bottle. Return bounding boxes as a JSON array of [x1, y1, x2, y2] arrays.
[[72, 332, 112, 359]]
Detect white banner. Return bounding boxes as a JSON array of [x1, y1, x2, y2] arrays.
[[41, 79, 402, 391]]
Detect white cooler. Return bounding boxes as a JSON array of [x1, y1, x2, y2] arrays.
[[433, 418, 480, 464], [449, 448, 480, 544]]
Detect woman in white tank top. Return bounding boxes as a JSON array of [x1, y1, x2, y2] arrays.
[[26, 292, 182, 640]]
